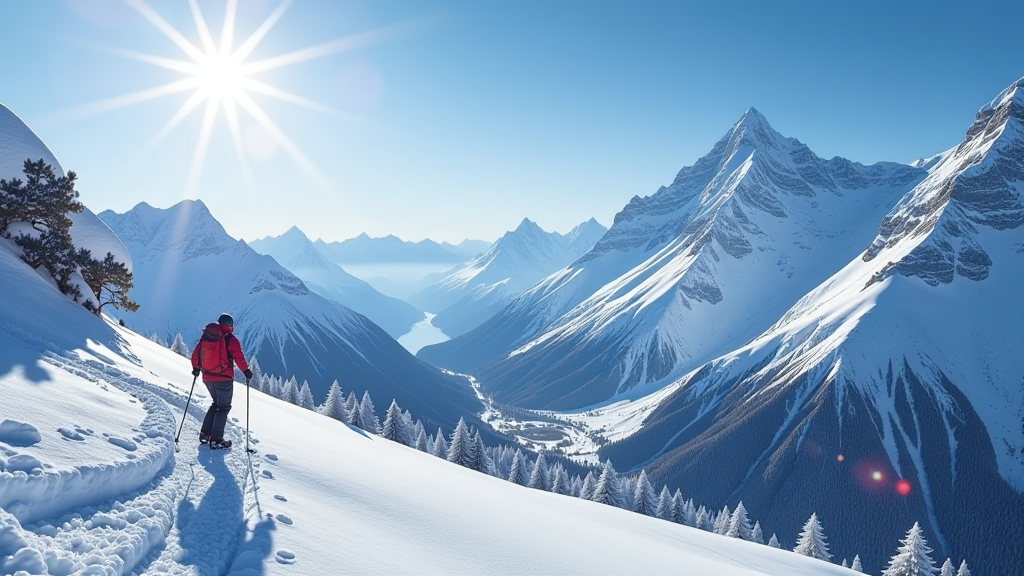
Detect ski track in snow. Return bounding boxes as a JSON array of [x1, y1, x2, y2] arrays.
[[0, 350, 274, 576]]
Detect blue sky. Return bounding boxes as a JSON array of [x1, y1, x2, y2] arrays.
[[0, 0, 1021, 243]]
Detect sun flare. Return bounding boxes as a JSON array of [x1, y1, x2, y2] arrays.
[[63, 0, 413, 196]]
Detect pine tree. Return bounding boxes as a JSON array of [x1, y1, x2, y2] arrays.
[[569, 474, 583, 497], [751, 521, 764, 545], [297, 381, 316, 410], [726, 501, 754, 540], [939, 559, 955, 576], [318, 380, 348, 422], [578, 471, 596, 500], [631, 470, 657, 516], [431, 428, 448, 458], [79, 251, 138, 314], [170, 333, 189, 356], [280, 377, 300, 405], [683, 498, 697, 527], [446, 418, 473, 467], [655, 485, 672, 520], [550, 464, 570, 495], [590, 460, 622, 508], [471, 431, 491, 473], [955, 560, 970, 576], [528, 452, 549, 490], [412, 420, 426, 447], [793, 513, 831, 562], [358, 391, 381, 434], [415, 427, 429, 452], [881, 522, 937, 576], [344, 391, 359, 423], [714, 506, 732, 535], [382, 400, 406, 443], [508, 450, 529, 486], [842, 559, 849, 568], [695, 506, 712, 531], [768, 533, 780, 549], [851, 555, 863, 573]]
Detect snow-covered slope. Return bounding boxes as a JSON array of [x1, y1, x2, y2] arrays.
[[0, 103, 130, 271], [97, 200, 481, 432], [422, 109, 925, 409], [0, 239, 859, 575], [248, 226, 423, 338], [411, 217, 607, 338], [590, 78, 1024, 575]]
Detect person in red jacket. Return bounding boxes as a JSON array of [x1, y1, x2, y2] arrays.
[[190, 313, 252, 449]]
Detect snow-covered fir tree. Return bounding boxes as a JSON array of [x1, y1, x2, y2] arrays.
[[149, 333, 165, 346], [471, 431, 491, 473], [507, 450, 529, 486], [550, 464, 570, 495], [415, 426, 429, 452], [170, 333, 188, 356], [297, 380, 316, 410], [344, 391, 358, 422], [768, 533, 780, 549], [881, 522, 937, 576], [358, 391, 381, 434], [317, 380, 348, 422], [714, 505, 732, 535], [940, 559, 955, 576], [569, 474, 583, 497], [589, 460, 622, 508], [695, 506, 712, 531], [631, 470, 657, 516], [655, 485, 671, 520], [793, 512, 831, 562], [726, 501, 753, 540], [446, 418, 474, 467], [382, 399, 412, 445], [683, 498, 697, 527], [280, 377, 300, 405], [751, 521, 764, 545], [956, 560, 970, 576], [412, 420, 425, 446], [431, 427, 448, 458], [578, 471, 596, 501], [851, 555, 863, 573], [527, 452, 549, 490]]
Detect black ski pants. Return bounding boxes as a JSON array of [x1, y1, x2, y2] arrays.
[[201, 380, 233, 439]]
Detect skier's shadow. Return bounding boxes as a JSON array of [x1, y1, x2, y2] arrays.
[[176, 449, 247, 576]]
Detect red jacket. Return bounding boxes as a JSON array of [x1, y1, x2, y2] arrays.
[[191, 322, 249, 382]]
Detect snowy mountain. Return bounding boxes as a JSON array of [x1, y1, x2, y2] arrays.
[[567, 78, 1024, 575], [0, 233, 861, 575], [410, 217, 607, 338], [0, 103, 130, 271], [97, 200, 481, 432], [421, 108, 925, 409], [248, 226, 424, 338], [313, 233, 487, 264]]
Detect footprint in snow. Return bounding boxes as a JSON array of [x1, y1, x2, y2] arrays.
[[0, 420, 42, 447], [274, 495, 287, 502], [108, 437, 137, 451], [275, 514, 293, 525], [265, 453, 279, 462], [275, 550, 296, 565], [261, 470, 275, 479], [58, 428, 86, 441]]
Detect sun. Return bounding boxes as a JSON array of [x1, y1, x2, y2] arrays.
[[63, 0, 415, 195]]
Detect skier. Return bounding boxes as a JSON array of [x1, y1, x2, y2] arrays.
[[191, 313, 252, 449]]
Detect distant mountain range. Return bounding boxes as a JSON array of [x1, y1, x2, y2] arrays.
[[248, 226, 424, 338], [98, 200, 483, 433], [419, 79, 1024, 574], [409, 217, 607, 338], [313, 233, 489, 264]]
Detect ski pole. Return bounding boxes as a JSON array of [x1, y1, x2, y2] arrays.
[[246, 376, 255, 453], [175, 373, 199, 452]]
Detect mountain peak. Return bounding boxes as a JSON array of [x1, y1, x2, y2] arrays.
[[281, 225, 311, 242], [980, 76, 1024, 113], [514, 217, 542, 233]]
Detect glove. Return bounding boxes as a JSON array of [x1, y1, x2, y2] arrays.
[[244, 369, 253, 380], [192, 367, 201, 377]]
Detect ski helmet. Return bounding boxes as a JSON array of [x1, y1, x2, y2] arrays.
[[218, 313, 234, 327]]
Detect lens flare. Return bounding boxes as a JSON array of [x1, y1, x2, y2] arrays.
[[871, 470, 883, 482], [895, 479, 912, 496]]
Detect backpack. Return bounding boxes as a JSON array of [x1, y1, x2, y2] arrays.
[[198, 322, 234, 379]]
